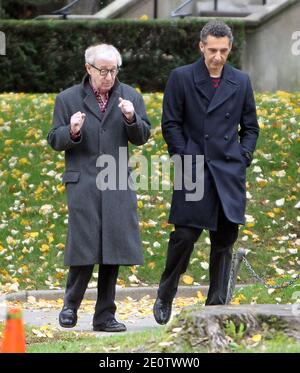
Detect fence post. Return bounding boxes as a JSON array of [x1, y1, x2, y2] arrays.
[[225, 248, 247, 305]]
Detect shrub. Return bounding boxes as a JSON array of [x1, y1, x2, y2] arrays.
[[0, 19, 245, 92]]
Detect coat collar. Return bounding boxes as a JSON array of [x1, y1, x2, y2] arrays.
[[193, 57, 239, 113], [81, 74, 121, 125]]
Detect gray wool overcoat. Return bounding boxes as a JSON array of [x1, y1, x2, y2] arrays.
[[48, 76, 151, 266]]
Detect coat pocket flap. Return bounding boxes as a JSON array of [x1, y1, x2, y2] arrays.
[[62, 171, 80, 184]]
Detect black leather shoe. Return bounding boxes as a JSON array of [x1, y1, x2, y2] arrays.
[[153, 297, 172, 325], [93, 318, 127, 332], [59, 306, 77, 328]]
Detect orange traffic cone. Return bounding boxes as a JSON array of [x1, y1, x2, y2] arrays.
[[1, 308, 26, 353]]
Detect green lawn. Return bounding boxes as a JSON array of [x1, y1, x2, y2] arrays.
[[0, 91, 299, 299], [20, 324, 300, 353]]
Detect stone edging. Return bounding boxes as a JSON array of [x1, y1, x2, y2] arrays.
[[3, 284, 247, 302]]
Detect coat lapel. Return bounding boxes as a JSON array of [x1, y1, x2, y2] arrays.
[[101, 81, 121, 129], [193, 58, 239, 114], [207, 64, 239, 113], [82, 76, 121, 126], [82, 76, 103, 121], [193, 58, 211, 111]]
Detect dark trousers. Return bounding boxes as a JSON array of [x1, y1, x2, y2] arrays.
[[158, 208, 239, 305], [64, 264, 119, 326]]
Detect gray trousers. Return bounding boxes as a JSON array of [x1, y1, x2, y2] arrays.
[[64, 264, 119, 326]]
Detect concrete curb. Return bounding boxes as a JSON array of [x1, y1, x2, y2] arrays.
[[3, 285, 246, 302]]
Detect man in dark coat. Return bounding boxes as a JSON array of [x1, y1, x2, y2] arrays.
[[48, 44, 150, 332], [153, 21, 259, 325]]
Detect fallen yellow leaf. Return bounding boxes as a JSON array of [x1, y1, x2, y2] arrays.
[[197, 291, 206, 302], [24, 232, 39, 239], [252, 334, 262, 343], [148, 262, 156, 270], [57, 184, 65, 193], [182, 275, 194, 285], [40, 244, 50, 253], [266, 212, 275, 218]]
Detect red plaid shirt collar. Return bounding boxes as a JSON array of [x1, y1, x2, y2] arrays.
[[90, 81, 110, 113]]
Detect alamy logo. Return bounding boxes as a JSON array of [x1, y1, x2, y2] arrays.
[[95, 148, 205, 202], [0, 31, 6, 55], [291, 31, 300, 56]]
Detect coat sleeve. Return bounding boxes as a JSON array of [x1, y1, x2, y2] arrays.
[[47, 94, 83, 151], [123, 93, 151, 146], [161, 69, 186, 156], [239, 76, 259, 157]]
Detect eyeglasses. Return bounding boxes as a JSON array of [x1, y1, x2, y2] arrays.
[[90, 64, 119, 77]]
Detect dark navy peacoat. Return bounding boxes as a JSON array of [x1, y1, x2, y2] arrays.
[[162, 58, 259, 230]]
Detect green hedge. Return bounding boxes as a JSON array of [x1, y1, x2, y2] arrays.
[[0, 19, 245, 92]]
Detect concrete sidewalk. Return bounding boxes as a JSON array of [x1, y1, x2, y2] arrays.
[[0, 286, 209, 334], [20, 308, 159, 334], [0, 285, 245, 335]]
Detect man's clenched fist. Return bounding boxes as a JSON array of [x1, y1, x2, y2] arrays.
[[70, 111, 86, 135], [118, 97, 135, 122]]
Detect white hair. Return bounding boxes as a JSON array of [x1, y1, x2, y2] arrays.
[[85, 44, 122, 67]]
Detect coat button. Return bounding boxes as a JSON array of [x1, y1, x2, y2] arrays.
[[204, 134, 209, 139], [225, 113, 230, 119], [224, 135, 229, 140]]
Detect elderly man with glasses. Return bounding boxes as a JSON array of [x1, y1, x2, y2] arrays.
[[48, 44, 151, 332]]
